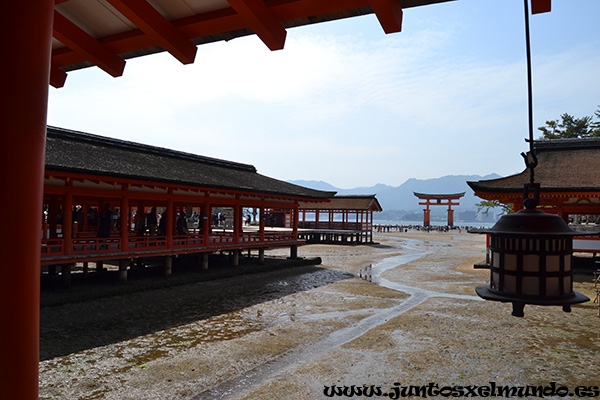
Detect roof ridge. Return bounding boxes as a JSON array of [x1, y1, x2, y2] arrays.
[[47, 126, 257, 173], [534, 137, 600, 151]]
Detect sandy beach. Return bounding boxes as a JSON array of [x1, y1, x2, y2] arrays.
[[39, 231, 600, 399]]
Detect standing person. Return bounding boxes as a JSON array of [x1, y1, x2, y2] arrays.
[[158, 211, 166, 236], [135, 210, 146, 236], [147, 207, 158, 236], [177, 210, 188, 235], [98, 203, 112, 238]]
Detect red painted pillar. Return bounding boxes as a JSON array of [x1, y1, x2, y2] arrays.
[[64, 189, 74, 254], [234, 202, 243, 244], [202, 204, 210, 238], [49, 197, 59, 239], [166, 192, 173, 248], [0, 3, 54, 399], [120, 194, 129, 250], [423, 200, 431, 227], [448, 207, 454, 227], [292, 206, 299, 237], [259, 207, 265, 242], [423, 207, 431, 227], [203, 205, 211, 246]]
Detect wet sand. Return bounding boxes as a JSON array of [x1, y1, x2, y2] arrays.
[[39, 231, 600, 399]]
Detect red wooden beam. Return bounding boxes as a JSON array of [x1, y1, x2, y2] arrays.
[[369, 0, 403, 33], [531, 0, 551, 14], [227, 0, 287, 50], [53, 11, 125, 77], [49, 63, 67, 88], [50, 0, 366, 69], [106, 0, 197, 64]]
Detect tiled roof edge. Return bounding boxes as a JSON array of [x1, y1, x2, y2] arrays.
[[47, 126, 257, 173], [533, 138, 600, 151]]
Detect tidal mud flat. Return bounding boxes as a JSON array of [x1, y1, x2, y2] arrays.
[[39, 232, 600, 399]]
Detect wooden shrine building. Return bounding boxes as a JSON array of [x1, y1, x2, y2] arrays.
[[467, 138, 600, 252], [414, 192, 465, 227], [42, 126, 335, 275], [297, 195, 382, 244], [1, 1, 553, 397]]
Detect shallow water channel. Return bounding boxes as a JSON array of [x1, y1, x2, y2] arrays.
[[197, 236, 481, 399], [40, 235, 485, 400]]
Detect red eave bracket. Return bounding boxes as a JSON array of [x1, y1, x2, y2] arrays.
[[50, 63, 67, 88], [531, 0, 551, 14], [369, 0, 403, 34], [227, 0, 287, 51], [53, 11, 126, 77], [106, 0, 198, 64]]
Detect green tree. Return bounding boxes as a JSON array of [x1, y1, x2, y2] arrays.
[[592, 106, 600, 136], [537, 112, 596, 139], [476, 200, 513, 217]]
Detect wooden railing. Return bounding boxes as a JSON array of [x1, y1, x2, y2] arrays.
[[41, 229, 299, 260], [298, 221, 367, 231]]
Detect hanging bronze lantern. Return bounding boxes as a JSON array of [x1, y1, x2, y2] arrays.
[[471, 0, 591, 317], [472, 208, 589, 317]]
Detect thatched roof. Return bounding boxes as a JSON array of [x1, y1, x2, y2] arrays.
[[467, 139, 600, 194], [299, 195, 382, 211], [45, 126, 335, 200]]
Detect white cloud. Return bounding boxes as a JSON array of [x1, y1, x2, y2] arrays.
[[48, 6, 600, 188]]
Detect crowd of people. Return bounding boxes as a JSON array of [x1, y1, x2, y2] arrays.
[[373, 224, 484, 233]]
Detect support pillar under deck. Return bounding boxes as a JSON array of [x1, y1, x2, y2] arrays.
[[290, 245, 298, 259], [61, 264, 72, 288], [232, 250, 240, 267], [164, 256, 173, 276], [201, 253, 209, 270], [119, 259, 128, 282]]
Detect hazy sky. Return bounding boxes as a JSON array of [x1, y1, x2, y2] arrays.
[[48, 0, 600, 189]]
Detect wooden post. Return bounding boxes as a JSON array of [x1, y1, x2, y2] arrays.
[[290, 245, 298, 259], [292, 206, 299, 238], [49, 197, 59, 239], [120, 194, 129, 251], [203, 205, 210, 246], [64, 188, 73, 254], [234, 202, 243, 244], [201, 253, 209, 270], [0, 5, 54, 397], [259, 207, 265, 242], [61, 264, 72, 288], [164, 256, 173, 276], [423, 200, 431, 227], [118, 259, 128, 282], [166, 191, 174, 248]]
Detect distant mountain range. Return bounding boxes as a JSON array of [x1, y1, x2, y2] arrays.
[[289, 174, 502, 219]]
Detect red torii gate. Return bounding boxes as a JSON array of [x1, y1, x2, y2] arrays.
[[414, 192, 465, 227]]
